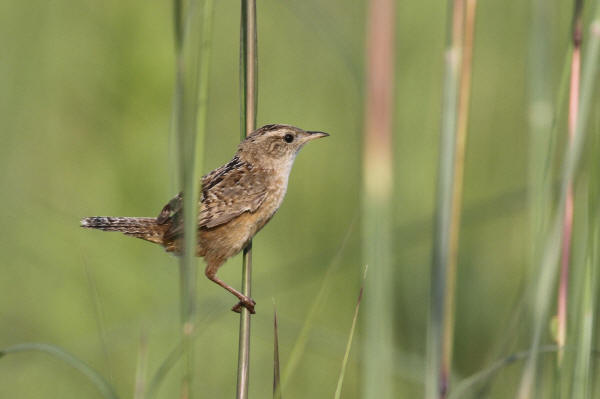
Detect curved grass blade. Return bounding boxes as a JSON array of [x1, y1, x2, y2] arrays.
[[0, 342, 119, 399], [280, 218, 356, 390], [146, 310, 219, 399], [448, 346, 557, 399], [147, 339, 188, 399], [273, 302, 281, 399], [334, 265, 367, 399]]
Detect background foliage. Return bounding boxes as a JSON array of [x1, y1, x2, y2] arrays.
[[0, 0, 593, 398]]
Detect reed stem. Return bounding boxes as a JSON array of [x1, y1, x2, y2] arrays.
[[172, 0, 212, 396], [556, 0, 583, 365], [426, 0, 477, 397], [236, 1, 257, 399], [517, 5, 600, 397], [362, 0, 395, 397]]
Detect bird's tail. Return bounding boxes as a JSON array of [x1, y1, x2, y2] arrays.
[[80, 216, 167, 245]]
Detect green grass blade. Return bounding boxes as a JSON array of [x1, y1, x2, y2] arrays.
[[571, 259, 595, 398], [280, 219, 356, 391], [146, 311, 219, 399], [133, 333, 149, 399], [273, 302, 282, 399], [334, 266, 367, 399], [571, 213, 599, 398], [171, 0, 213, 396], [517, 9, 600, 398], [448, 346, 558, 399], [147, 340, 188, 399], [0, 343, 119, 399]]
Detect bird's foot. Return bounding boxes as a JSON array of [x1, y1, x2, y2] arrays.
[[232, 296, 256, 314]]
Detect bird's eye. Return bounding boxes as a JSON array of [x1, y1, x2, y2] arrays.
[[283, 134, 294, 143]]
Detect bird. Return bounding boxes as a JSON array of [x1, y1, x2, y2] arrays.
[[81, 124, 329, 314]]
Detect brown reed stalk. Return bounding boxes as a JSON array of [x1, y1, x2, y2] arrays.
[[362, 0, 395, 397], [426, 0, 478, 397], [236, 1, 257, 399], [556, 0, 584, 364], [441, 1, 477, 395], [517, 5, 600, 397]]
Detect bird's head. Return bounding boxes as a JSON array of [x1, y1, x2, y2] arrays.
[[237, 124, 329, 169]]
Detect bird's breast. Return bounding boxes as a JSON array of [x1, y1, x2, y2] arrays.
[[256, 175, 289, 226]]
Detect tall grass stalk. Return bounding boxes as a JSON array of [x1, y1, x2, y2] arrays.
[[517, 6, 600, 397], [172, 0, 212, 397], [527, 0, 555, 316], [237, 1, 257, 399], [362, 0, 395, 398], [556, 0, 584, 365], [571, 212, 599, 398], [273, 304, 281, 399], [426, 0, 478, 396], [133, 333, 148, 399]]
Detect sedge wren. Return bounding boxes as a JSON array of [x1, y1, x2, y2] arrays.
[[81, 124, 328, 314]]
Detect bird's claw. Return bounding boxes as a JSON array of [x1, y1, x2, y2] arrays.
[[232, 297, 256, 314]]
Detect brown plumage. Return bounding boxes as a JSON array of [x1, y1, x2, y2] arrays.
[[81, 124, 328, 313]]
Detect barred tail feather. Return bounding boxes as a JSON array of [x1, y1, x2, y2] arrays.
[[80, 216, 167, 245]]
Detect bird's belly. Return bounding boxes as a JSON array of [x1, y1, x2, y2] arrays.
[[198, 208, 275, 263], [198, 184, 286, 266]]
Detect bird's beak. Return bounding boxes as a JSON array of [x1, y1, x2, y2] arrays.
[[305, 131, 330, 140]]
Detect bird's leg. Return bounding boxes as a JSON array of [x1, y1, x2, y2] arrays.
[[205, 265, 256, 314]]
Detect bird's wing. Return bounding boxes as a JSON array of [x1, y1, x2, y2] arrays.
[[161, 157, 269, 240], [157, 192, 183, 224], [199, 163, 269, 229]]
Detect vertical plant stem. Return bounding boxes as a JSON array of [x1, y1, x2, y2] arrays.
[[426, 0, 478, 397], [362, 0, 395, 398], [237, 1, 257, 399], [426, 0, 462, 395], [273, 304, 281, 399], [528, 0, 555, 304], [517, 6, 600, 398], [556, 0, 583, 364], [133, 333, 149, 399], [571, 213, 599, 398], [172, 0, 212, 397], [444, 0, 476, 394]]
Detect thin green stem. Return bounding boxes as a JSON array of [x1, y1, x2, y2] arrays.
[[448, 346, 558, 399], [273, 303, 282, 399], [133, 333, 149, 399], [517, 6, 600, 397], [237, 2, 257, 399], [556, 0, 583, 366], [426, 0, 477, 397], [172, 0, 212, 397], [334, 266, 367, 399]]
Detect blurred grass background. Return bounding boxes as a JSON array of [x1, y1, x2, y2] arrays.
[[0, 0, 594, 398]]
